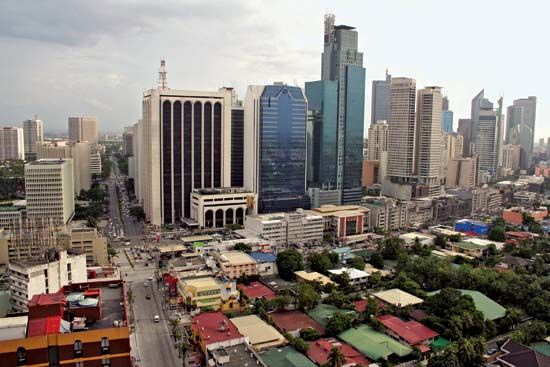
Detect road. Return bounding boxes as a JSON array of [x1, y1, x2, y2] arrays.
[[105, 156, 180, 367]]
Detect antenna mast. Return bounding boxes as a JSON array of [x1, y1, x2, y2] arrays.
[[158, 59, 168, 89]]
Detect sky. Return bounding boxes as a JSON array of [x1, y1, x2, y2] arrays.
[[0, 0, 548, 139]]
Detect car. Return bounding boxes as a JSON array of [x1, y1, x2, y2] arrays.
[[154, 315, 160, 322], [145, 295, 151, 300], [148, 276, 153, 281], [143, 282, 148, 287]]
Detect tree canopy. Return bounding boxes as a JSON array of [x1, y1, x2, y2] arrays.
[[276, 249, 304, 280]]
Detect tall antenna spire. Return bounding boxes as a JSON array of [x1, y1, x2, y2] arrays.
[[158, 59, 168, 89]]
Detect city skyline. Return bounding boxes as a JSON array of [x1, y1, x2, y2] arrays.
[[0, 1, 547, 138]]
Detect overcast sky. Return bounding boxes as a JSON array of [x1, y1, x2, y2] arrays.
[[0, 0, 548, 139]]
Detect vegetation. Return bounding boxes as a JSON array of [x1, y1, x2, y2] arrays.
[[308, 250, 338, 274], [300, 327, 321, 341], [327, 346, 346, 367], [233, 242, 252, 253], [117, 155, 129, 175], [369, 251, 384, 269], [379, 237, 406, 260], [349, 255, 365, 270], [297, 282, 320, 310], [284, 332, 309, 353], [276, 249, 304, 280], [326, 312, 355, 336]]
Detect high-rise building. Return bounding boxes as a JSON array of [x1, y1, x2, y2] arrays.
[[441, 110, 453, 133], [320, 14, 366, 204], [387, 77, 417, 179], [137, 62, 234, 224], [416, 86, 443, 196], [443, 132, 464, 161], [23, 117, 43, 160], [501, 144, 521, 171], [68, 117, 98, 146], [446, 156, 478, 189], [305, 80, 338, 190], [471, 90, 501, 178], [457, 118, 472, 156], [244, 84, 310, 213], [231, 94, 244, 188], [36, 141, 91, 194], [90, 150, 102, 175], [0, 127, 24, 161], [371, 71, 392, 124], [367, 120, 388, 161], [25, 159, 75, 225], [122, 128, 134, 156], [505, 96, 537, 169]]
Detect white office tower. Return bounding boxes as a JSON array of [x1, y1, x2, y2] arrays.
[[471, 91, 502, 179], [367, 120, 388, 160], [36, 141, 91, 193], [25, 159, 75, 225], [68, 117, 98, 146], [23, 117, 44, 160], [0, 127, 25, 161], [416, 87, 443, 196], [138, 61, 233, 225]]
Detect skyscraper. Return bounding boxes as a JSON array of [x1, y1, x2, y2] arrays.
[[457, 118, 472, 156], [136, 62, 234, 225], [441, 96, 453, 133], [244, 83, 310, 214], [505, 96, 537, 169], [0, 127, 24, 161], [305, 80, 338, 190], [320, 14, 366, 204], [416, 87, 443, 196], [23, 117, 43, 160], [471, 90, 500, 177], [367, 120, 388, 161], [371, 71, 392, 124], [231, 95, 244, 188], [387, 77, 417, 179], [68, 117, 98, 146]]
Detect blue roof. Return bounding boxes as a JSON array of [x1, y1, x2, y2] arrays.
[[249, 251, 277, 263]]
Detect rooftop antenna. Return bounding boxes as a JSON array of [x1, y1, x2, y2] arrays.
[[158, 59, 168, 89]]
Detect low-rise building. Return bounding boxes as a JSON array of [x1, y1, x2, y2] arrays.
[[446, 241, 487, 258], [0, 280, 131, 367], [191, 312, 247, 356], [378, 315, 439, 347], [503, 206, 548, 225], [327, 267, 369, 287], [190, 187, 257, 228], [294, 271, 334, 286], [230, 315, 286, 351], [8, 250, 87, 312], [361, 196, 408, 230], [0, 206, 24, 230], [269, 311, 325, 337], [216, 251, 257, 279], [373, 289, 423, 309], [248, 251, 278, 276], [399, 232, 435, 247], [61, 222, 108, 266], [245, 210, 324, 245], [307, 338, 370, 367], [309, 205, 370, 240], [177, 276, 240, 312], [237, 281, 276, 301]]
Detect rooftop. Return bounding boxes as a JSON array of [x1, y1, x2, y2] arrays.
[[219, 251, 255, 265], [237, 281, 276, 300], [191, 312, 243, 345], [498, 339, 550, 367], [378, 315, 439, 345], [210, 343, 263, 367], [328, 267, 369, 280], [269, 311, 325, 334], [0, 316, 28, 341], [294, 271, 334, 286], [230, 315, 286, 350], [193, 187, 249, 195], [339, 324, 412, 360], [308, 304, 356, 327], [249, 251, 277, 263], [260, 346, 317, 367], [427, 289, 505, 320], [373, 289, 424, 308], [27, 159, 70, 166], [307, 337, 370, 366]]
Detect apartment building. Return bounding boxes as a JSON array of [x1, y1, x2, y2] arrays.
[[216, 251, 257, 279], [177, 276, 240, 312], [0, 127, 24, 161]]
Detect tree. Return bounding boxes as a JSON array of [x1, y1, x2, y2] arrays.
[[434, 235, 447, 248], [369, 251, 384, 269], [369, 271, 382, 287], [488, 226, 505, 242], [233, 242, 252, 253], [86, 216, 99, 229], [501, 307, 522, 331], [327, 346, 346, 367], [427, 350, 460, 367], [297, 283, 320, 310], [277, 249, 304, 280], [456, 337, 485, 367], [363, 297, 379, 319], [309, 252, 334, 274], [349, 256, 365, 271], [380, 237, 404, 260], [326, 312, 354, 336], [300, 327, 321, 341]]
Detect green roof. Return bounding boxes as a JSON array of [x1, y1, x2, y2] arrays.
[[339, 324, 412, 360], [454, 241, 485, 250], [307, 304, 356, 327], [430, 336, 451, 350], [260, 347, 316, 367], [530, 342, 550, 357], [193, 241, 205, 248], [427, 289, 506, 321]]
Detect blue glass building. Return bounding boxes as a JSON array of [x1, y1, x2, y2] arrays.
[[441, 110, 453, 133], [245, 84, 310, 213]]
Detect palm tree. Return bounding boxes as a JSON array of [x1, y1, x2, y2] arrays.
[[327, 346, 345, 367], [504, 307, 522, 330]]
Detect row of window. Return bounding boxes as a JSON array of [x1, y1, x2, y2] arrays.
[[16, 338, 110, 366]]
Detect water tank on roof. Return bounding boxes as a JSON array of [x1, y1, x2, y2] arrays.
[[78, 298, 99, 307]]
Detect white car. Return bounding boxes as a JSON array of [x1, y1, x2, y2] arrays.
[[148, 276, 153, 281], [143, 282, 148, 287], [154, 315, 160, 322]]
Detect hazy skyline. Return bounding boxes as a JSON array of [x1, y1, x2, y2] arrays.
[[0, 0, 547, 138]]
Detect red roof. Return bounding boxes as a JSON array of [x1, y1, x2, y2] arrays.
[[378, 315, 439, 345], [191, 312, 243, 345], [237, 281, 276, 300], [270, 311, 326, 334], [27, 316, 61, 337], [416, 344, 431, 353], [28, 292, 65, 307], [307, 338, 370, 366], [353, 299, 386, 313], [506, 231, 532, 239]]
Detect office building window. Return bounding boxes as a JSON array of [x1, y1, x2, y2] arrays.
[[101, 337, 110, 354], [16, 347, 26, 366], [74, 340, 83, 358]]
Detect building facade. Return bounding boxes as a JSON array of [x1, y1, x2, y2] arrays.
[[441, 97, 453, 133], [367, 120, 388, 161], [23, 118, 44, 160], [61, 225, 108, 266], [244, 84, 310, 213], [506, 96, 537, 169], [68, 117, 98, 146], [25, 159, 75, 225], [245, 210, 324, 245], [36, 141, 91, 194], [231, 99, 244, 187], [371, 71, 392, 124], [190, 187, 257, 228], [0, 127, 24, 161], [457, 118, 472, 156]]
